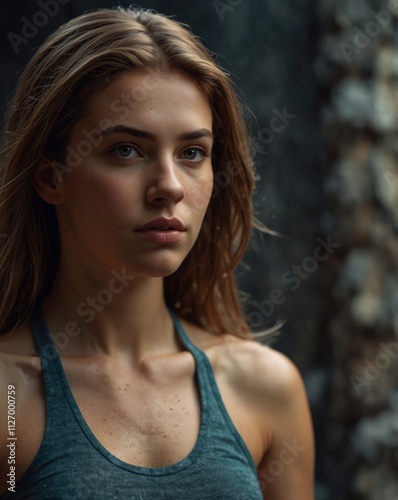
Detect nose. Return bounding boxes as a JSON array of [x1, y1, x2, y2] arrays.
[[145, 157, 185, 205]]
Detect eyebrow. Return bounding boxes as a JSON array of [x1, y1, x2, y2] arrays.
[[93, 125, 214, 142]]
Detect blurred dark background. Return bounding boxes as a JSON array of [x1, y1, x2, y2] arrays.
[[1, 0, 397, 498]]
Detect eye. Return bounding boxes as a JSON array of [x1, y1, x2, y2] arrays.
[[110, 145, 140, 160], [179, 147, 207, 162]]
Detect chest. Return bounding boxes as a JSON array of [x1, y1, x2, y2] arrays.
[[67, 357, 202, 467], [11, 348, 266, 485]]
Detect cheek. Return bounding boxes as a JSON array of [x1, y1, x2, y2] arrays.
[[63, 171, 137, 212], [186, 173, 214, 218], [57, 174, 138, 240]]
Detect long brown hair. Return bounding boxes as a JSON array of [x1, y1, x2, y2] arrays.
[[0, 7, 260, 338]]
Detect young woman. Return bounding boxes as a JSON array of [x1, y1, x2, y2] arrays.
[[0, 7, 314, 499]]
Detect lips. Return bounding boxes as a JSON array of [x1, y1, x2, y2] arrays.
[[134, 217, 186, 243], [135, 217, 186, 232]]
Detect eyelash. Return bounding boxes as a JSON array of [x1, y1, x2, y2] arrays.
[[110, 144, 141, 160], [109, 144, 211, 163], [179, 147, 210, 162]]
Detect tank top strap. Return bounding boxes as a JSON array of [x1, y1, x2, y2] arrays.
[[168, 309, 207, 362], [168, 308, 258, 472], [168, 308, 222, 405]]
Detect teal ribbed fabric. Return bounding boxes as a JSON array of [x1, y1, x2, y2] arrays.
[[2, 307, 263, 499]]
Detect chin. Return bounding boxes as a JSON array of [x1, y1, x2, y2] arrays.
[[129, 257, 185, 278], [152, 260, 185, 277]]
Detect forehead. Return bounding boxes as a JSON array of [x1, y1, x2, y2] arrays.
[[80, 69, 213, 133]]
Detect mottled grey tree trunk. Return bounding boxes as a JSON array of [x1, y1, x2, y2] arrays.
[[316, 0, 398, 498]]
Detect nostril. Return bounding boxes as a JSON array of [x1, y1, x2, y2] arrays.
[[146, 182, 185, 205]]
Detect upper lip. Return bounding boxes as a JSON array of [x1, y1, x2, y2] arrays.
[[135, 217, 186, 231]]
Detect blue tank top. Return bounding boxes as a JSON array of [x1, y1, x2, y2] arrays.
[[2, 307, 263, 499]]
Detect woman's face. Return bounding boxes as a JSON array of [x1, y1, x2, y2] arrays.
[[54, 69, 214, 277]]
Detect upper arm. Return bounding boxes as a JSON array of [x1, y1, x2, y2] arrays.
[[255, 350, 315, 500]]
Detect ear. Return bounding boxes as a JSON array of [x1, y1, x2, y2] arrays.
[[33, 157, 65, 205]]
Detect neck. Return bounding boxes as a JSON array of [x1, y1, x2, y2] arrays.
[[41, 260, 177, 366]]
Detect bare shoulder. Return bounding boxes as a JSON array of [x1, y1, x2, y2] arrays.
[[222, 334, 312, 408], [182, 319, 306, 410], [0, 326, 48, 491], [214, 338, 316, 498], [0, 323, 37, 366], [0, 325, 44, 451], [0, 324, 42, 398], [214, 335, 315, 498], [0, 326, 31, 476]]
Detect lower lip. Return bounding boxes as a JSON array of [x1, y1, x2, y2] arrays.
[[135, 229, 184, 243]]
